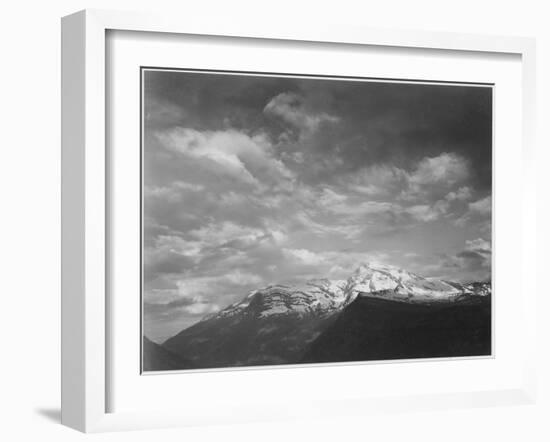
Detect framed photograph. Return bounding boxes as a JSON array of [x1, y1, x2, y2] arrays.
[[61, 9, 537, 432]]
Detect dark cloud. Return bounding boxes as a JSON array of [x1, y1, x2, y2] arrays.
[[144, 71, 492, 188], [438, 238, 491, 282]]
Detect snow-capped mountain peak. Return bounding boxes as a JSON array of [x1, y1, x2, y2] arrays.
[[204, 263, 490, 322], [343, 262, 462, 302], [212, 278, 349, 321]]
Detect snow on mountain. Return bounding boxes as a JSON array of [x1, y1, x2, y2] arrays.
[[204, 263, 491, 322], [213, 278, 348, 320], [346, 263, 463, 303]]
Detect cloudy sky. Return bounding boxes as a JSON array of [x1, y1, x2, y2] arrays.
[[142, 69, 492, 343]]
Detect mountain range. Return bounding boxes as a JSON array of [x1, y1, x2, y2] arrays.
[[144, 263, 491, 371]]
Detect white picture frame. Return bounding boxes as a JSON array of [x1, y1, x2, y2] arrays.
[[61, 9, 537, 433]]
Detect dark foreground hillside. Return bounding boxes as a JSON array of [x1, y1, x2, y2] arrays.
[[142, 336, 194, 371], [302, 295, 491, 363], [161, 296, 337, 369]]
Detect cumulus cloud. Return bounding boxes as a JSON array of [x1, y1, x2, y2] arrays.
[[437, 238, 492, 282], [318, 183, 454, 227], [144, 181, 205, 203], [157, 127, 294, 189], [343, 153, 470, 204], [465, 238, 491, 254], [406, 204, 445, 222], [143, 292, 221, 342], [284, 248, 326, 266], [412, 153, 469, 185], [445, 186, 472, 202], [145, 293, 219, 314], [144, 236, 199, 284], [327, 154, 477, 227], [144, 268, 265, 339], [188, 222, 267, 248], [293, 210, 363, 239], [346, 165, 408, 197], [144, 96, 187, 128], [318, 188, 398, 218], [264, 92, 339, 133], [145, 222, 287, 277], [402, 153, 470, 201], [468, 196, 492, 215], [280, 248, 390, 280], [455, 195, 492, 227], [175, 271, 263, 299]]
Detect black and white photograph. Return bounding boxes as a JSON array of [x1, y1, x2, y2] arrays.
[[141, 69, 492, 372]]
